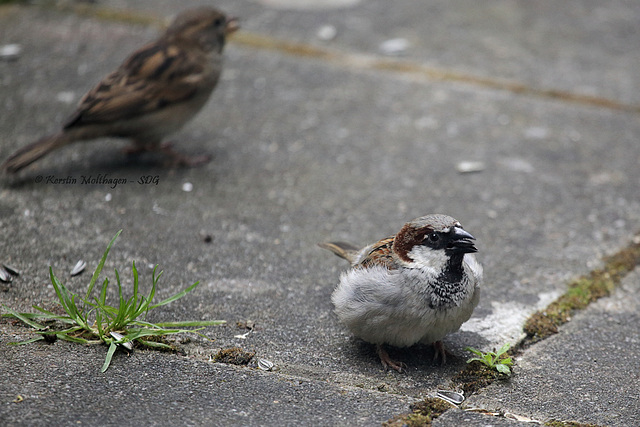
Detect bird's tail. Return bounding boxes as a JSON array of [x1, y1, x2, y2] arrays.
[[318, 241, 361, 264], [2, 132, 72, 174]]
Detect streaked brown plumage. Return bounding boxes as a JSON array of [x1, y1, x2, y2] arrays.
[[2, 7, 238, 173]]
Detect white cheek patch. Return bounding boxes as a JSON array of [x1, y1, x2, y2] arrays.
[[406, 245, 449, 271]]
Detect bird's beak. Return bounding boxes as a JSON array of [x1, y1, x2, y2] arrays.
[[448, 227, 478, 254], [225, 17, 240, 34]]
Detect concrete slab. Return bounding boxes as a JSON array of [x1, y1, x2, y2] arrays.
[[467, 269, 640, 426], [0, 331, 411, 426], [1, 2, 639, 425]]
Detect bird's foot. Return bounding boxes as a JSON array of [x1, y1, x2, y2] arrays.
[[432, 341, 449, 365], [377, 344, 406, 373], [161, 141, 211, 167], [122, 144, 148, 156]]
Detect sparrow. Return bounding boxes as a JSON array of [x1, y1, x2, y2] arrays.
[[2, 7, 239, 174], [319, 214, 482, 372]]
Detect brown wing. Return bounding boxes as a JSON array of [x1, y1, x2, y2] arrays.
[[358, 236, 399, 270], [63, 41, 211, 128]]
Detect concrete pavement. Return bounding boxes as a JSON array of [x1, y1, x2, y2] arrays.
[[1, 1, 639, 425]]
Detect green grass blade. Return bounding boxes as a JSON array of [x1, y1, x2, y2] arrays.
[[144, 267, 160, 314], [31, 305, 58, 316], [153, 320, 226, 327], [150, 281, 200, 309], [9, 336, 44, 345], [137, 339, 173, 349], [128, 319, 166, 329], [132, 263, 153, 318], [49, 268, 73, 315], [93, 277, 111, 332], [85, 230, 122, 300], [57, 334, 91, 344], [124, 294, 137, 319], [2, 305, 46, 330], [110, 269, 129, 330], [95, 303, 105, 339], [99, 277, 108, 305], [125, 328, 187, 339], [5, 307, 75, 324], [70, 295, 88, 329], [133, 296, 150, 319], [55, 325, 85, 334], [116, 269, 125, 309], [132, 261, 139, 309], [101, 342, 118, 373]]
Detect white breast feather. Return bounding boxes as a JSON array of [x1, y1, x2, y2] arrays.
[[331, 254, 482, 348]]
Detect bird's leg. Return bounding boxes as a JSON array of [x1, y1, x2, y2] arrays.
[[376, 344, 405, 373], [432, 341, 447, 365], [160, 141, 211, 167], [122, 144, 148, 156], [123, 138, 161, 156]]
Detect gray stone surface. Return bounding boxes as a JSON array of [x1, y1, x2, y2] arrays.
[[102, 0, 640, 106], [1, 1, 639, 425], [0, 331, 411, 426], [468, 269, 640, 426]]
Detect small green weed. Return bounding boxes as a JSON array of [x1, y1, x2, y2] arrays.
[[464, 343, 513, 376], [3, 230, 225, 372]]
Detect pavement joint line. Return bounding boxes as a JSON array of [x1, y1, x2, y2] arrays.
[[520, 233, 640, 347], [40, 2, 640, 116]]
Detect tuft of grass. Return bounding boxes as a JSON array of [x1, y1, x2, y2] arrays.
[[212, 347, 256, 366], [3, 230, 225, 372], [383, 397, 453, 427], [465, 343, 514, 376]]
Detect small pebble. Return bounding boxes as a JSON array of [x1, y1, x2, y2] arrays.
[[56, 91, 76, 104], [379, 38, 409, 56], [456, 161, 485, 174], [182, 182, 193, 192], [316, 25, 337, 41], [0, 44, 22, 60]]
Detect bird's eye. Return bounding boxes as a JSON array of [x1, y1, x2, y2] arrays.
[[427, 233, 439, 243], [214, 17, 224, 27]]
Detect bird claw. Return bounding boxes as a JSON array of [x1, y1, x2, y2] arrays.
[[377, 344, 406, 373], [432, 341, 448, 365], [161, 141, 211, 167]]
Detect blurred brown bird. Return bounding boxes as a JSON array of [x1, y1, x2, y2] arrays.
[[2, 7, 239, 173]]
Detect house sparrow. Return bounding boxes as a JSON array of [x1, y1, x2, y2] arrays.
[[319, 214, 482, 372], [2, 7, 239, 173]]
